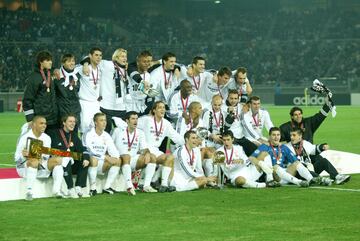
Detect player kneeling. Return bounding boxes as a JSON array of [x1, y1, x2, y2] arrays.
[[83, 113, 121, 196], [217, 131, 276, 188], [112, 111, 158, 194], [15, 116, 64, 200], [171, 130, 216, 191]]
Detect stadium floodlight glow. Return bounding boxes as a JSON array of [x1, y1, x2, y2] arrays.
[[214, 0, 221, 4]]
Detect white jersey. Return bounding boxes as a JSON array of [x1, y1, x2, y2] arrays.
[[203, 109, 226, 148], [137, 115, 184, 148], [150, 65, 179, 104], [175, 116, 205, 138], [227, 104, 245, 139], [198, 78, 229, 104], [225, 77, 249, 103], [286, 140, 319, 163], [99, 60, 129, 111], [168, 91, 201, 121], [242, 108, 274, 142], [112, 127, 148, 156], [78, 64, 101, 102], [82, 127, 119, 160], [174, 145, 204, 179], [216, 145, 250, 180], [179, 65, 213, 95], [14, 130, 51, 169], [128, 71, 151, 113]]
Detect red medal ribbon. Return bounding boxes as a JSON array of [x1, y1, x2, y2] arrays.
[[185, 145, 194, 166], [217, 83, 223, 99], [40, 68, 51, 89], [162, 65, 172, 89], [192, 75, 200, 90], [270, 143, 281, 161], [212, 109, 222, 128], [153, 117, 163, 139], [180, 95, 189, 112], [224, 147, 234, 165], [252, 112, 260, 127], [59, 129, 72, 150], [91, 66, 98, 86], [292, 141, 303, 157], [126, 128, 137, 151]]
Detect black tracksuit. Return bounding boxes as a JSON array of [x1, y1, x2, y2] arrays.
[[48, 129, 90, 188], [23, 66, 58, 128]]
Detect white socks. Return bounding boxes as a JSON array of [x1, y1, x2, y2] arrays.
[[296, 163, 313, 181], [152, 166, 162, 183], [161, 166, 172, 187], [276, 167, 301, 185], [243, 180, 266, 188], [88, 166, 98, 190], [121, 164, 132, 189], [105, 166, 120, 189], [144, 163, 156, 187], [25, 166, 37, 193], [203, 159, 214, 176], [52, 165, 64, 194]]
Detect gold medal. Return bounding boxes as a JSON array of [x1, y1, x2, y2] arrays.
[[69, 86, 73, 90], [67, 148, 70, 152], [46, 87, 50, 93], [69, 142, 74, 147], [128, 148, 131, 151]]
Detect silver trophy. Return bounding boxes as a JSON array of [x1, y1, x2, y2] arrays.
[[213, 151, 226, 189]]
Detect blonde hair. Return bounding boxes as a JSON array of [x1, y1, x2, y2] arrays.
[[112, 48, 127, 61]]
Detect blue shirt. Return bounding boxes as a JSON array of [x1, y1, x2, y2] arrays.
[[252, 144, 297, 168]]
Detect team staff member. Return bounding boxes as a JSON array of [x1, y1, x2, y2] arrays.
[[23, 50, 58, 133], [54, 53, 81, 134], [48, 114, 90, 198]]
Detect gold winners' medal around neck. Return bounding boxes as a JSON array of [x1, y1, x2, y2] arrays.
[[46, 87, 50, 93], [69, 85, 73, 91], [69, 142, 74, 147]]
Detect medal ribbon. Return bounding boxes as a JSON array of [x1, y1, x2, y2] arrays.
[[59, 129, 72, 150], [224, 147, 234, 165]]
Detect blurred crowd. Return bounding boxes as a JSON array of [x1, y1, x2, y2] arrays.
[[0, 8, 359, 91]]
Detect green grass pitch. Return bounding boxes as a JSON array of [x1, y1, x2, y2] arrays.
[[0, 106, 359, 241]]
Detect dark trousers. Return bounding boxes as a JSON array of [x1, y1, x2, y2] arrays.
[[100, 107, 126, 134], [234, 137, 258, 157], [310, 154, 338, 179], [63, 161, 89, 189]]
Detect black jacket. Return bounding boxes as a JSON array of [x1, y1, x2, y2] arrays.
[[23, 67, 58, 125], [55, 71, 81, 121], [280, 103, 331, 143]]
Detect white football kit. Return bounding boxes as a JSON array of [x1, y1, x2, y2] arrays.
[[150, 65, 180, 104], [242, 108, 274, 143]]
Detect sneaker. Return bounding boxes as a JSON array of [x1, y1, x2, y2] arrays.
[[68, 188, 79, 199], [298, 180, 309, 188], [167, 186, 176, 192], [102, 188, 114, 195], [127, 187, 136, 196], [310, 176, 322, 185], [320, 177, 333, 186], [109, 187, 120, 194], [75, 186, 83, 197], [151, 180, 161, 190], [89, 189, 97, 196], [266, 180, 281, 188], [143, 186, 158, 193], [54, 192, 65, 199], [25, 192, 33, 201], [158, 185, 168, 193], [335, 174, 351, 185]]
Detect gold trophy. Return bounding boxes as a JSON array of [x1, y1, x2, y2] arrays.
[[213, 151, 226, 189]]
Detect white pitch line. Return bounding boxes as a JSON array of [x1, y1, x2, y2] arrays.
[[0, 163, 16, 167], [0, 152, 14, 155], [310, 186, 360, 192]]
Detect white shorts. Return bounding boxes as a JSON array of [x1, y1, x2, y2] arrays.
[[170, 172, 199, 192], [230, 164, 262, 185], [96, 159, 105, 175], [130, 154, 140, 171], [79, 99, 100, 133], [149, 147, 164, 158], [16, 160, 51, 179]]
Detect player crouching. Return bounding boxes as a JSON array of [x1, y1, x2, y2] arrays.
[[216, 131, 277, 188], [171, 130, 216, 191]]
